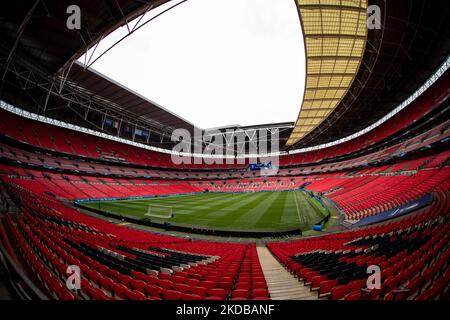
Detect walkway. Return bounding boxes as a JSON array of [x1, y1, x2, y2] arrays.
[[256, 245, 318, 300]]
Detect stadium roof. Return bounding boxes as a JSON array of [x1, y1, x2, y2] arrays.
[[290, 0, 450, 149], [0, 0, 449, 151], [0, 0, 171, 75], [66, 62, 197, 135], [286, 0, 368, 146], [0, 0, 197, 143]]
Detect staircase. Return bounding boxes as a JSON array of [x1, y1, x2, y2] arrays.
[[256, 245, 318, 300]]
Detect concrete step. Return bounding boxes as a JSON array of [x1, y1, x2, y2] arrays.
[[256, 245, 318, 300]]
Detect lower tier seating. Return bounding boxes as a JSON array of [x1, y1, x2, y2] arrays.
[[306, 167, 450, 221], [0, 182, 269, 300], [268, 187, 450, 300]]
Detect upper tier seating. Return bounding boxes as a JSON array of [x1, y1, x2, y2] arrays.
[[2, 134, 448, 180], [0, 108, 246, 170], [0, 69, 448, 170]]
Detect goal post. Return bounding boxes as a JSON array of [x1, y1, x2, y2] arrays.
[[144, 204, 173, 219]]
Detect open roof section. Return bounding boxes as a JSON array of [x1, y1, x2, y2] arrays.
[[80, 0, 305, 129], [286, 0, 368, 146]]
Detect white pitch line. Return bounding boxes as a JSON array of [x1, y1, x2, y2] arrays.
[[292, 191, 303, 225]]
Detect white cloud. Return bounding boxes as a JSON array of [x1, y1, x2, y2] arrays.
[[80, 0, 305, 129]]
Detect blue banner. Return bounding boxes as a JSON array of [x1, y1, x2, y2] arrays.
[[352, 193, 433, 228], [249, 161, 272, 171]]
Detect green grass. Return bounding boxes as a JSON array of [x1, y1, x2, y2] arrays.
[[83, 190, 328, 232]]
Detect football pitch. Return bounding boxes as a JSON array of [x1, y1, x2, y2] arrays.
[[83, 190, 329, 232]]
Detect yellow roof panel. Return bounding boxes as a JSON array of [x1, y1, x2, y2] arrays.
[[286, 0, 368, 146]]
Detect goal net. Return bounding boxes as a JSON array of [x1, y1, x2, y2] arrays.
[[144, 204, 173, 219]]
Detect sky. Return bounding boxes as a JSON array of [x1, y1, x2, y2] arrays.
[[79, 0, 305, 130]]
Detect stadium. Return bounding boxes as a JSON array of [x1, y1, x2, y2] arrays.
[[0, 0, 449, 305]]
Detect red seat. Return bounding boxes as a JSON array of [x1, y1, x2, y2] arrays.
[[191, 286, 207, 297], [384, 288, 409, 300], [360, 288, 381, 300], [158, 273, 172, 280], [185, 278, 200, 287], [208, 288, 227, 299], [235, 282, 250, 290], [251, 288, 269, 298], [182, 293, 203, 300], [343, 291, 361, 300], [318, 279, 338, 297], [143, 275, 158, 285], [59, 288, 76, 300], [330, 285, 350, 300], [253, 277, 265, 283], [221, 277, 234, 284], [125, 290, 147, 300], [188, 273, 202, 280], [111, 283, 128, 299], [201, 281, 215, 289], [175, 271, 188, 278], [157, 279, 173, 290], [172, 276, 185, 284], [130, 279, 147, 291], [131, 270, 146, 281], [99, 277, 115, 293], [205, 276, 219, 283], [304, 271, 320, 284], [117, 274, 133, 286], [173, 283, 190, 294], [217, 281, 233, 290], [106, 268, 119, 280], [348, 279, 366, 292], [252, 282, 267, 290], [163, 290, 182, 300], [311, 275, 327, 288], [143, 285, 162, 298], [88, 287, 109, 300], [232, 289, 249, 299]]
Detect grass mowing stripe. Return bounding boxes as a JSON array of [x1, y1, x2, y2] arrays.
[[253, 192, 286, 228], [211, 193, 270, 228], [228, 192, 281, 229], [292, 190, 304, 226], [200, 193, 268, 225], [83, 190, 330, 232], [171, 193, 254, 222], [97, 193, 236, 214]]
